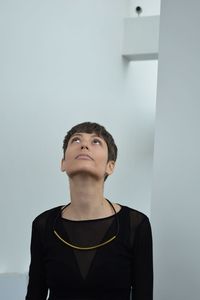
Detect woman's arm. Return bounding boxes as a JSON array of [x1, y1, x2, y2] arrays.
[[131, 217, 153, 300], [25, 220, 48, 300]]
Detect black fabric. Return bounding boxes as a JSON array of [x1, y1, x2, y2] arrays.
[[25, 205, 153, 300], [62, 216, 115, 279]]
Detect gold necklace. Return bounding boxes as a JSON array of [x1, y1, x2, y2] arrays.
[[53, 199, 119, 251]]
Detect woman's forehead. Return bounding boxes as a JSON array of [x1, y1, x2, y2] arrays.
[[70, 132, 103, 138]]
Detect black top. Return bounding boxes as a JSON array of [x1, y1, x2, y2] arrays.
[[25, 204, 153, 300]]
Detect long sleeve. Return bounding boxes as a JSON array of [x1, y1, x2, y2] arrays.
[[131, 217, 153, 300], [25, 220, 48, 300]]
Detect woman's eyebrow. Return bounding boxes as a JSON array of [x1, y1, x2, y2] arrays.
[[90, 134, 104, 140], [72, 133, 82, 136], [71, 133, 102, 138], [70, 133, 104, 141], [70, 133, 82, 138]]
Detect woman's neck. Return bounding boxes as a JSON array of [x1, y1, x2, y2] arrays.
[[63, 175, 112, 220]]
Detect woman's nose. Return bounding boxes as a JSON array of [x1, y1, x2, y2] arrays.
[[81, 143, 89, 150], [81, 145, 88, 149]]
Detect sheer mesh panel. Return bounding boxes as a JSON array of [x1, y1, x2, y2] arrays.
[[62, 216, 115, 279], [129, 210, 147, 248]]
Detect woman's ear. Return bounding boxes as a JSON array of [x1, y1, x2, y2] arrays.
[[106, 160, 115, 176], [61, 158, 66, 172]]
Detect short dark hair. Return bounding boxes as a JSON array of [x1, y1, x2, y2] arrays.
[[63, 122, 118, 162]]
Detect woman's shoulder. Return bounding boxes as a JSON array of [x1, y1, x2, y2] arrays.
[[32, 205, 63, 228], [119, 204, 150, 226]]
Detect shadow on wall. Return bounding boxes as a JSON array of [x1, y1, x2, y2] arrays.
[[0, 274, 27, 300]]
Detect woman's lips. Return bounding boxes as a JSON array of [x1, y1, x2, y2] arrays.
[[75, 154, 93, 160]]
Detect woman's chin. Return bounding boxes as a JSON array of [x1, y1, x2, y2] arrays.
[[67, 169, 103, 181]]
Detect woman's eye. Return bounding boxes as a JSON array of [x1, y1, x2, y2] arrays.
[[71, 137, 80, 143], [93, 139, 101, 145]]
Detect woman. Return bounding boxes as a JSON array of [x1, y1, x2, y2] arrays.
[[26, 122, 153, 300]]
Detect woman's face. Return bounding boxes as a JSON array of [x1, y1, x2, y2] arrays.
[[61, 132, 115, 180]]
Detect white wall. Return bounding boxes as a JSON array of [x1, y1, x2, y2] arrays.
[[129, 0, 160, 17], [151, 0, 200, 299], [0, 274, 27, 299], [0, 0, 158, 277], [0, 2, 160, 299]]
